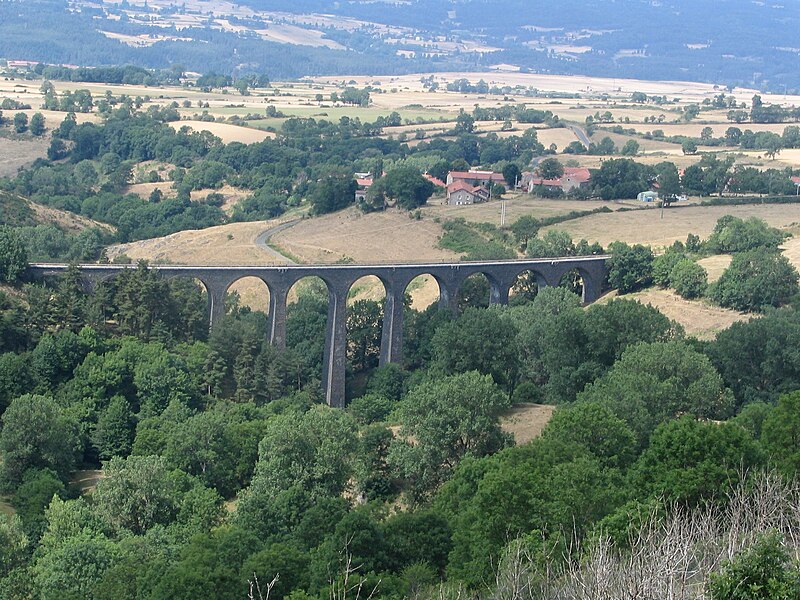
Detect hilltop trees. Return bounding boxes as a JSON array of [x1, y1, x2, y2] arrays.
[[29, 113, 46, 136], [705, 216, 784, 254], [578, 341, 734, 446], [0, 226, 28, 283], [12, 113, 27, 134], [310, 175, 357, 215], [670, 259, 707, 299]]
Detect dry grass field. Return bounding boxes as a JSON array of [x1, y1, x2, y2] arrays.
[[29, 202, 115, 233], [271, 208, 458, 265], [0, 135, 49, 177], [106, 220, 291, 266], [167, 120, 275, 143], [780, 237, 800, 272], [697, 254, 733, 283], [605, 288, 750, 340], [500, 403, 556, 444], [623, 122, 794, 137], [425, 194, 623, 223], [542, 204, 800, 249]]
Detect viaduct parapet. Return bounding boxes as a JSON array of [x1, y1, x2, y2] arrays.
[[29, 257, 609, 408]]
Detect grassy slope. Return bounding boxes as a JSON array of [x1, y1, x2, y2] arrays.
[[0, 191, 37, 227]]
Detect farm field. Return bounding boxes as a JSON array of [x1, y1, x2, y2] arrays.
[[270, 208, 458, 265], [167, 120, 275, 143], [620, 122, 795, 137], [424, 194, 626, 223], [541, 203, 800, 249], [0, 134, 49, 177], [4, 69, 800, 172]]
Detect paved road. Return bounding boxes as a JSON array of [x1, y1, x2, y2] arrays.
[[569, 125, 592, 148], [254, 219, 301, 264]]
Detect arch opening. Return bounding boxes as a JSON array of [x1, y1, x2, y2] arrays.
[[285, 276, 331, 390], [186, 277, 213, 330], [558, 268, 586, 301], [400, 274, 446, 371], [346, 276, 388, 398], [227, 276, 271, 316], [457, 272, 492, 312], [509, 270, 544, 306], [405, 274, 441, 312]]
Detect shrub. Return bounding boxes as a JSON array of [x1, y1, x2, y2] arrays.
[[652, 250, 686, 287], [710, 248, 799, 311], [670, 260, 707, 299]]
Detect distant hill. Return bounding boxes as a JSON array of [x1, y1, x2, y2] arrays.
[[1, 0, 800, 91]]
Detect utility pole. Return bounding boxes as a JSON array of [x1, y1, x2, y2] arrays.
[[500, 199, 507, 227]]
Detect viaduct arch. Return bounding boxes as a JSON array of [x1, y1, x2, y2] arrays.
[[29, 257, 608, 408]]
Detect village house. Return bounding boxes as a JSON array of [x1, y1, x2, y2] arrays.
[[522, 167, 592, 195], [446, 170, 505, 188], [354, 174, 374, 202], [793, 175, 800, 195], [446, 180, 490, 205]]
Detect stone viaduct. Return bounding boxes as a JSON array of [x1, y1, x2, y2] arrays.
[[29, 256, 608, 408]]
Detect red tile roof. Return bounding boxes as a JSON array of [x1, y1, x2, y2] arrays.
[[527, 166, 592, 188], [562, 167, 591, 183], [447, 181, 480, 194], [792, 176, 800, 185], [356, 178, 374, 188], [423, 173, 446, 187], [449, 170, 505, 182]]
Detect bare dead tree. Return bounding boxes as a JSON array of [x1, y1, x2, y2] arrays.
[[248, 574, 280, 600], [328, 535, 381, 600], [510, 470, 800, 600]]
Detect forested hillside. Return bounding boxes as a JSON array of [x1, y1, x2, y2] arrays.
[[2, 242, 800, 597]]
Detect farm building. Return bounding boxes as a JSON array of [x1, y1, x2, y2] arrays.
[[446, 181, 490, 205], [423, 173, 447, 188], [355, 175, 374, 202], [446, 170, 505, 188], [522, 167, 592, 194], [637, 191, 659, 202]]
